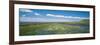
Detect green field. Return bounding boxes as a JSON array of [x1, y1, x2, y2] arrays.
[[19, 19, 89, 36]]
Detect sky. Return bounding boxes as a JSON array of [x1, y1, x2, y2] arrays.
[[19, 8, 89, 22]]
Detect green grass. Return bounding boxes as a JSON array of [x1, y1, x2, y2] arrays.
[[19, 19, 89, 36], [19, 23, 89, 36], [62, 19, 89, 26]]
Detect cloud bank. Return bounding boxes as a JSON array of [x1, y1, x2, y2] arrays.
[[46, 14, 88, 19]]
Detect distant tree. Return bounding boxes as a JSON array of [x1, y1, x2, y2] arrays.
[[79, 19, 89, 25]]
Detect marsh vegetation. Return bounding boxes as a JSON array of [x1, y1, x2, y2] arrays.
[[19, 19, 89, 36]]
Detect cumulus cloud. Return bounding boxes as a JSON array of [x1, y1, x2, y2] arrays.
[[20, 9, 32, 12]]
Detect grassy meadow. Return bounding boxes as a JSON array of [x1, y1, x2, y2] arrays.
[[19, 19, 89, 36]]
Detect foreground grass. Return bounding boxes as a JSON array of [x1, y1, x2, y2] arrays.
[[20, 23, 89, 36]]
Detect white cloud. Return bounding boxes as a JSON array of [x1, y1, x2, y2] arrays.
[[55, 15, 64, 17], [65, 16, 80, 19], [46, 14, 88, 19], [46, 14, 64, 18], [20, 17, 74, 22], [65, 16, 88, 19], [20, 9, 32, 12], [34, 12, 40, 16], [46, 14, 55, 17]]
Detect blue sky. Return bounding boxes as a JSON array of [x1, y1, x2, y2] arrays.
[[19, 8, 89, 22]]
